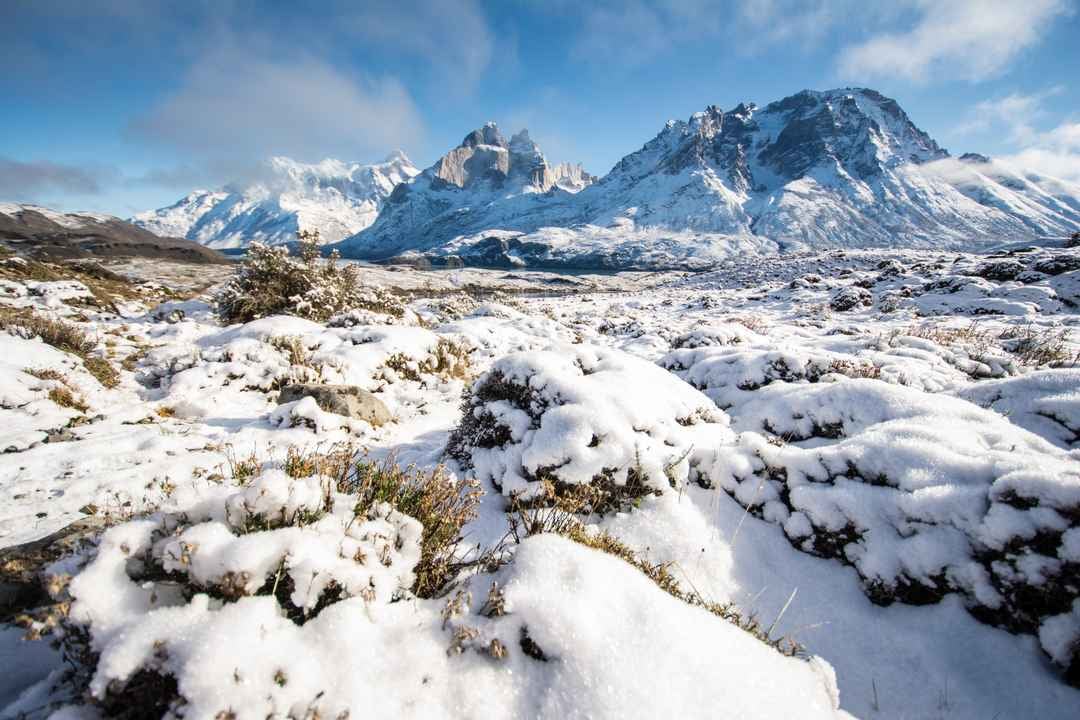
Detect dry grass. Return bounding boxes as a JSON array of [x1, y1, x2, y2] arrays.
[[0, 308, 120, 387], [343, 456, 483, 598], [728, 315, 769, 333], [0, 256, 181, 314], [84, 356, 119, 388], [824, 358, 881, 380], [384, 338, 472, 382], [999, 325, 1074, 367], [48, 386, 88, 412], [24, 367, 66, 383], [901, 321, 993, 349], [0, 307, 96, 356]]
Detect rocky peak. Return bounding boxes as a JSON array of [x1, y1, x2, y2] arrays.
[[688, 105, 724, 138], [461, 122, 507, 149], [430, 122, 565, 192]]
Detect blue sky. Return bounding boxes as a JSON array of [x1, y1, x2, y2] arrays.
[[3, 0, 1079, 217]]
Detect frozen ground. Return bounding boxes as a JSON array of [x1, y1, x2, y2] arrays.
[[1, 246, 1079, 719]]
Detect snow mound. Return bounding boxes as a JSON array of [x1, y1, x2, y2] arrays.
[[954, 369, 1080, 450], [448, 345, 731, 507], [694, 377, 1080, 678], [61, 521, 848, 719]]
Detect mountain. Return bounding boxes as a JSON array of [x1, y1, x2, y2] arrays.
[[0, 203, 226, 263], [338, 124, 593, 261], [133, 153, 419, 249], [334, 88, 1080, 269]]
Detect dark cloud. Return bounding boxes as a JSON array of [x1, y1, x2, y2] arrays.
[[0, 157, 117, 199]]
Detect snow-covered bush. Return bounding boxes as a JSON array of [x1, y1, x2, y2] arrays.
[[661, 346, 880, 411], [447, 345, 731, 512], [829, 286, 871, 312], [217, 231, 399, 324], [696, 378, 1080, 682], [37, 453, 486, 716]]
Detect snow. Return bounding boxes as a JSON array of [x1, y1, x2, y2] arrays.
[[132, 153, 420, 248], [332, 89, 1080, 269], [63, 528, 848, 720], [2, 244, 1080, 719]]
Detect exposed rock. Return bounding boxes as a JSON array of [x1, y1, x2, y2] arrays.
[[277, 384, 392, 427], [0, 516, 105, 619]]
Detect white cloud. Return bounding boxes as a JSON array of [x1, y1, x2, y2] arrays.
[[130, 42, 424, 176], [951, 86, 1080, 183], [837, 0, 1070, 82], [1001, 122, 1080, 182]]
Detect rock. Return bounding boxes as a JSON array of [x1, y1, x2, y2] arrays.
[[0, 516, 106, 619], [277, 384, 392, 427], [829, 286, 872, 312]]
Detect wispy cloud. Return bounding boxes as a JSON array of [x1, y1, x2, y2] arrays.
[[837, 0, 1070, 82], [331, 0, 494, 91], [953, 86, 1065, 143], [951, 85, 1080, 182]]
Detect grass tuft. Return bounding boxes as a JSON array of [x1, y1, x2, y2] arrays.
[[343, 456, 482, 598]]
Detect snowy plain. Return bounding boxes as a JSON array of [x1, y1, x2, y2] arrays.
[[1, 244, 1079, 719]]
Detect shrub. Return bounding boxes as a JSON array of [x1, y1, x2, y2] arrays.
[[447, 347, 727, 510], [216, 230, 376, 324]]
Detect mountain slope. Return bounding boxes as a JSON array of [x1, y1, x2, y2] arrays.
[[0, 203, 227, 263], [134, 153, 419, 249], [335, 88, 1080, 269]]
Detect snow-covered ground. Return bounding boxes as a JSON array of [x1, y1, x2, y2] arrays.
[[1, 245, 1079, 719]]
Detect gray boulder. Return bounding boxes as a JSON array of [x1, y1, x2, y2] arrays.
[[277, 384, 392, 427]]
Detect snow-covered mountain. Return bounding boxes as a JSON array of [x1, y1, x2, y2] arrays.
[[335, 88, 1080, 269], [133, 153, 419, 249]]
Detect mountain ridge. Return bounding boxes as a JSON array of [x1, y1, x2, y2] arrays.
[[333, 87, 1080, 268], [132, 153, 421, 249]]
